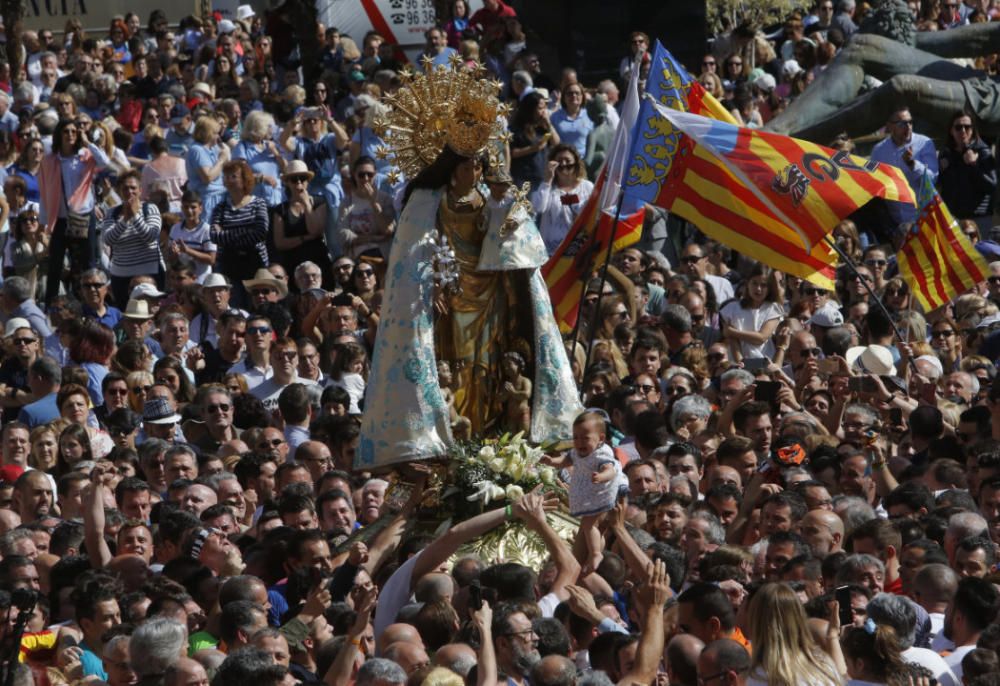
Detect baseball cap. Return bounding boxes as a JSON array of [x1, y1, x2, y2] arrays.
[[170, 104, 191, 124]]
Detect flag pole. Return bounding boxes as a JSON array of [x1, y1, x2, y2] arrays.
[[578, 189, 629, 401], [822, 235, 916, 372]]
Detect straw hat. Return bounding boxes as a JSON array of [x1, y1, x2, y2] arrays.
[[122, 299, 153, 320], [281, 160, 315, 181], [242, 268, 289, 298]]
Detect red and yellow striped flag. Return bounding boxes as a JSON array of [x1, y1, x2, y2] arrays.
[[542, 168, 645, 333], [627, 102, 917, 289], [898, 172, 988, 311]]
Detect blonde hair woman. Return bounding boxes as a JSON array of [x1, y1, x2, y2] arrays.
[[745, 583, 843, 686], [590, 339, 629, 380], [233, 110, 286, 207], [126, 370, 155, 413], [185, 115, 230, 220], [699, 71, 724, 99]]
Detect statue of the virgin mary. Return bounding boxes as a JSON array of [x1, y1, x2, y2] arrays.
[[356, 59, 581, 470]]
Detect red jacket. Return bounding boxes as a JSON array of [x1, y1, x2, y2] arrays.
[[470, 1, 517, 36]]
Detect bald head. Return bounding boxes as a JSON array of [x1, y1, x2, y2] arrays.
[[666, 634, 704, 686], [165, 658, 208, 686], [382, 642, 429, 674], [913, 563, 958, 610], [414, 572, 455, 604], [0, 510, 21, 535], [433, 644, 477, 677], [530, 655, 576, 686], [378, 623, 424, 654], [218, 440, 249, 459], [801, 509, 845, 557], [706, 465, 742, 490], [699, 639, 750, 682]]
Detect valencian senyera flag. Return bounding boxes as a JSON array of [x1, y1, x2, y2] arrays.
[[898, 171, 988, 311], [623, 98, 917, 290], [544, 41, 735, 334]]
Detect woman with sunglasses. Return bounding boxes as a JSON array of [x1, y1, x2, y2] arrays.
[[40, 118, 113, 307], [930, 316, 964, 372], [348, 263, 380, 309], [533, 144, 594, 255], [9, 137, 44, 204], [125, 370, 154, 412], [938, 110, 997, 233], [272, 159, 335, 292], [336, 156, 396, 261]]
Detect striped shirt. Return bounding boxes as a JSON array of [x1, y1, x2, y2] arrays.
[[210, 196, 269, 251], [100, 203, 163, 277]]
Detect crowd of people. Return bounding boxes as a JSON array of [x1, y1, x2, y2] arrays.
[[0, 2, 997, 686]]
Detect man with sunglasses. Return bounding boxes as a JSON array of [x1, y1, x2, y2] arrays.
[[251, 337, 319, 414], [679, 244, 734, 304], [196, 387, 240, 454], [0, 320, 40, 421], [871, 107, 938, 227], [228, 315, 273, 391]]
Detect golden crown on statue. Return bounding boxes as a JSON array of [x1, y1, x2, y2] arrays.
[[373, 53, 511, 181]]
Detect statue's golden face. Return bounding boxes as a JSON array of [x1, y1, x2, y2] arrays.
[[452, 158, 483, 188]]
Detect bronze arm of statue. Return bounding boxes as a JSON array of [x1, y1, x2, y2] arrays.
[[764, 22, 1000, 143]]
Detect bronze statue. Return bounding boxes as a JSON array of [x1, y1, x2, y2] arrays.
[[765, 3, 1000, 142]]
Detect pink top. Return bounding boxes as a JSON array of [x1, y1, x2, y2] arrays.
[[141, 155, 189, 210]]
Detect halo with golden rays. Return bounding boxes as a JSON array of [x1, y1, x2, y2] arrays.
[[373, 56, 510, 180]]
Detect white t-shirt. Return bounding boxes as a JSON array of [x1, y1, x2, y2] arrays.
[[705, 273, 735, 304], [944, 644, 975, 680], [719, 300, 784, 359], [169, 220, 216, 282], [902, 646, 958, 686], [328, 373, 366, 414], [251, 376, 319, 413]]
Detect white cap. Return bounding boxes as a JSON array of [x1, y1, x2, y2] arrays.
[[3, 317, 30, 338], [845, 344, 895, 376], [130, 283, 167, 299], [236, 4, 255, 20], [218, 19, 236, 34]]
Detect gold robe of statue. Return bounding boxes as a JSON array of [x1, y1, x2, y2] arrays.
[[434, 189, 533, 434]]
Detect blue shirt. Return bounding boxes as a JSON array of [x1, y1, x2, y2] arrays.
[[550, 108, 594, 158], [11, 299, 52, 338], [7, 164, 39, 203], [165, 129, 194, 158], [18, 392, 59, 427], [870, 131, 938, 225], [80, 361, 108, 407], [83, 304, 122, 330], [232, 141, 285, 207], [294, 134, 344, 205], [186, 144, 226, 199], [79, 642, 106, 680]]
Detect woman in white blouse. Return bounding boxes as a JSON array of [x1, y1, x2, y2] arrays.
[[531, 144, 594, 255]]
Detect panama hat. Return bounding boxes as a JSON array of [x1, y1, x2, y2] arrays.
[[281, 160, 315, 182], [242, 268, 289, 298]]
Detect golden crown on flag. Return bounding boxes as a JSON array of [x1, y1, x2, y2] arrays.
[[373, 54, 511, 180]]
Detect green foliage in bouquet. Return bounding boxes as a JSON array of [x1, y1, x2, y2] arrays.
[[443, 431, 564, 522]]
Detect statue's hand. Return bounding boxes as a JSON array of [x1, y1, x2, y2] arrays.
[[433, 289, 450, 315]]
